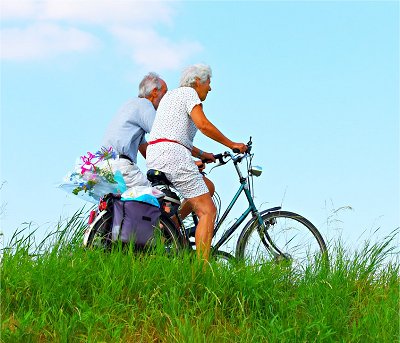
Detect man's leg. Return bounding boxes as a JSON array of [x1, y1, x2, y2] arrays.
[[186, 192, 216, 261]]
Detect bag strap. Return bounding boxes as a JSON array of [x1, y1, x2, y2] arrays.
[[118, 201, 126, 241]]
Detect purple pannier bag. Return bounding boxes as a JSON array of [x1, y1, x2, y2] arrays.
[[111, 198, 161, 247]]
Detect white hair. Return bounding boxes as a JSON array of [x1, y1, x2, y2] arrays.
[[138, 72, 163, 97], [180, 64, 212, 87]]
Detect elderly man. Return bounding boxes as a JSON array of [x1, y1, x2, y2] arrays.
[[102, 72, 167, 188]]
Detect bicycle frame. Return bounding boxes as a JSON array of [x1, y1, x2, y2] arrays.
[[194, 152, 281, 253]]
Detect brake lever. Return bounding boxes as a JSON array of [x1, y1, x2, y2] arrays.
[[207, 153, 229, 173], [210, 153, 221, 164]]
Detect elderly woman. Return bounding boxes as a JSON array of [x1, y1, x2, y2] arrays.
[[146, 64, 247, 261]]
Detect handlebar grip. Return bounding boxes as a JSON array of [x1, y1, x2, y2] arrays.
[[213, 153, 225, 164], [232, 148, 240, 153]]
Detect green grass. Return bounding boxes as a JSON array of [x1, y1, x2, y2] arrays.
[[1, 210, 399, 342]]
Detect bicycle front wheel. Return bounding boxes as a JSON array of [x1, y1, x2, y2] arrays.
[[236, 211, 327, 269], [211, 249, 236, 266]]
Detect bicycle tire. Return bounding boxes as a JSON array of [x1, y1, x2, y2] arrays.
[[236, 211, 327, 269], [86, 211, 113, 250], [211, 249, 236, 265], [149, 215, 183, 254]]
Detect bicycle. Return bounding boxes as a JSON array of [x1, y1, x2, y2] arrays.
[[148, 137, 327, 267], [85, 137, 328, 269]]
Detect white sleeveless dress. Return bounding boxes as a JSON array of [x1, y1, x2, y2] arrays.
[[146, 87, 209, 199]]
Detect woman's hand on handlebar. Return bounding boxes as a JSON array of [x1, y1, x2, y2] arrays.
[[195, 160, 206, 172], [196, 151, 215, 172], [231, 142, 248, 154], [200, 151, 216, 163]]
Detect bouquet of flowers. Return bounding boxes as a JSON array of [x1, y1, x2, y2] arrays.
[[60, 147, 126, 203]]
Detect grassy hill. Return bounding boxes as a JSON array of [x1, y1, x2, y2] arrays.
[[1, 211, 399, 342]]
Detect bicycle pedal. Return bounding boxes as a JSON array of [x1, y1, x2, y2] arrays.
[[185, 226, 196, 238]]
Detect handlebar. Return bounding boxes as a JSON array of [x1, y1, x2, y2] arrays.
[[203, 137, 253, 168]]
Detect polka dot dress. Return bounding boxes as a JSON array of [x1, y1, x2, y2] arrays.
[[147, 87, 209, 199]]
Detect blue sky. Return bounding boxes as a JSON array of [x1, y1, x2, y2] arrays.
[[1, 1, 399, 251]]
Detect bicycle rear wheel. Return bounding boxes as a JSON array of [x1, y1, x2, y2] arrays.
[[149, 215, 182, 254], [236, 211, 327, 270], [85, 211, 113, 250]]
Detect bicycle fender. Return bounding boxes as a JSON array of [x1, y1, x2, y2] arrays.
[[260, 206, 282, 214]]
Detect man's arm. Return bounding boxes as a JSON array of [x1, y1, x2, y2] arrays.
[[138, 142, 148, 158]]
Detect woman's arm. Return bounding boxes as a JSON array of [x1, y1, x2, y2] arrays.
[[191, 145, 215, 162], [190, 104, 247, 153]]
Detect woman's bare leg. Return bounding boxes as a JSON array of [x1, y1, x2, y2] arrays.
[[179, 176, 215, 220], [186, 192, 216, 261]]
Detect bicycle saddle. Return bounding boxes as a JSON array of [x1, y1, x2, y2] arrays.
[[147, 169, 173, 186], [147, 169, 181, 207]]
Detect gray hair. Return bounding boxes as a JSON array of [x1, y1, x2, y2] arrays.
[[138, 72, 163, 98], [180, 64, 212, 87]]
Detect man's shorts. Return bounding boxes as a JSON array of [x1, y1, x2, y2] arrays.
[[108, 157, 150, 189]]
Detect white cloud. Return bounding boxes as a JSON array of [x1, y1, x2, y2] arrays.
[[1, 23, 100, 60], [1, 0, 174, 25], [0, 0, 203, 70], [111, 26, 203, 70], [41, 0, 174, 25], [0, 1, 40, 20]]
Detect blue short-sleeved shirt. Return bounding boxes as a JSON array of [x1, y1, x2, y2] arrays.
[[102, 97, 156, 163]]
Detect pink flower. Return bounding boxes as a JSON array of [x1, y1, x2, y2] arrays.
[[80, 152, 96, 174]]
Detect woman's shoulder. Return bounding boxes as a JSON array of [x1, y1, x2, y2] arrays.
[[169, 87, 197, 96], [168, 87, 200, 105]]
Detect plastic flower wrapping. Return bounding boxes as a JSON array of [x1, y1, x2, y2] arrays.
[[120, 186, 165, 208], [59, 147, 127, 203]]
